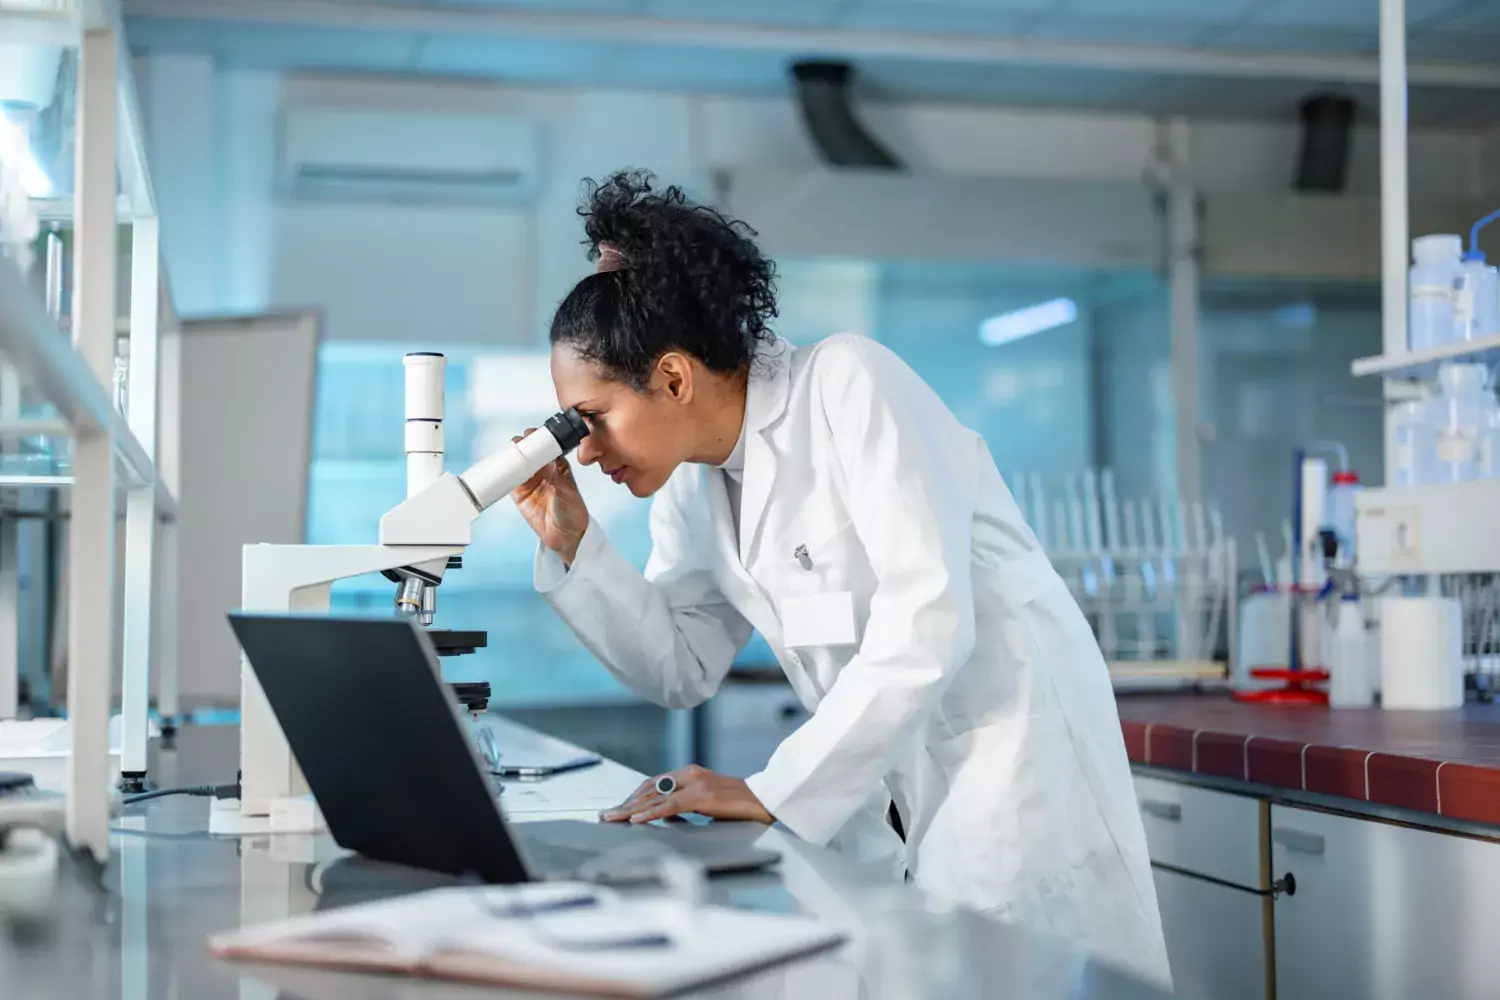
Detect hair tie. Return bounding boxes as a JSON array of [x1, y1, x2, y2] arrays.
[[596, 243, 628, 273]]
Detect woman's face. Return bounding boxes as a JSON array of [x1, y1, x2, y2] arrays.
[[549, 346, 693, 498]]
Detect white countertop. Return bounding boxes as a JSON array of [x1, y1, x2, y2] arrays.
[[483, 715, 646, 821]]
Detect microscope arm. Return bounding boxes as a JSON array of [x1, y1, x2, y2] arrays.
[[378, 408, 590, 555]]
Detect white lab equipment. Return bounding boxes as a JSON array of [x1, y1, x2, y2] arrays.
[[1457, 209, 1500, 341], [1409, 234, 1464, 351], [1456, 254, 1500, 341], [1486, 404, 1500, 478], [1327, 597, 1375, 709], [1390, 398, 1435, 487], [1428, 362, 1490, 484], [1235, 590, 1291, 686], [237, 352, 590, 818], [1380, 596, 1464, 710], [1298, 455, 1329, 587]]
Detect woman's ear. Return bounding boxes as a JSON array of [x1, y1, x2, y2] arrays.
[[655, 352, 695, 404]]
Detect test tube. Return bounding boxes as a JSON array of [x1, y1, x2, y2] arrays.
[[1084, 469, 1104, 553], [1031, 475, 1050, 550], [1102, 469, 1122, 554]]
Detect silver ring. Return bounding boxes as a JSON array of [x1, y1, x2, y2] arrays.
[[654, 774, 677, 796]]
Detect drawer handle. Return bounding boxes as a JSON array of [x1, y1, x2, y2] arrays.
[[1272, 828, 1326, 855], [1140, 799, 1182, 822]]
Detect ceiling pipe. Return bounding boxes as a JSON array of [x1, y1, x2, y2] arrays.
[[790, 61, 900, 170]]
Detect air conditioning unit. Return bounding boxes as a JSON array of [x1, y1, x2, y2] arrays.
[[277, 104, 540, 206]]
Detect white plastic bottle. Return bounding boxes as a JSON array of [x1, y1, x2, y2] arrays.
[[1329, 596, 1374, 709], [1485, 398, 1500, 478], [1410, 234, 1464, 351], [1429, 362, 1489, 483], [1390, 399, 1434, 487], [1456, 251, 1500, 341]]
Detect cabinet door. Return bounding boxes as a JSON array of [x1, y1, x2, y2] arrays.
[[1134, 774, 1267, 889], [1154, 867, 1269, 1000], [1272, 804, 1500, 1000]]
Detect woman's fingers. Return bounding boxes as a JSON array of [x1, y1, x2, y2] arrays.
[[600, 792, 662, 822], [628, 794, 695, 824]]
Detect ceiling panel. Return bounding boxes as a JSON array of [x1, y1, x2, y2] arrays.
[[415, 35, 616, 83], [961, 64, 1163, 107], [1023, 14, 1224, 46], [841, 0, 1054, 34], [432, 0, 638, 11], [1058, 0, 1256, 21], [643, 0, 846, 27], [1408, 30, 1500, 61], [1245, 0, 1467, 29], [839, 6, 1035, 33], [852, 58, 991, 99], [124, 16, 214, 52], [1406, 87, 1500, 128], [128, 19, 422, 70], [1420, 1, 1500, 32], [600, 44, 793, 94], [1199, 24, 1379, 54]]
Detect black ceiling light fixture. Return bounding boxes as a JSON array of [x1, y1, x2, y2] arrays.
[[789, 60, 902, 170]]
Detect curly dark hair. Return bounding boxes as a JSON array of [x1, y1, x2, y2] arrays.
[[548, 170, 779, 389]]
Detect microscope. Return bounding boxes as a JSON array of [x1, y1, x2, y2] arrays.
[[237, 353, 588, 820]]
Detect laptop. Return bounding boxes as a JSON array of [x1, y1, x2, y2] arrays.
[[226, 613, 779, 885]]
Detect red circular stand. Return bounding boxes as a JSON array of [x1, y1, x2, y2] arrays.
[[1233, 668, 1330, 706]]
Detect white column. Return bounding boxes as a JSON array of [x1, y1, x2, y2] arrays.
[[0, 364, 19, 719], [1380, 0, 1409, 360], [66, 27, 121, 863], [0, 516, 18, 720], [156, 328, 181, 727], [120, 218, 160, 783], [1166, 117, 1202, 506]]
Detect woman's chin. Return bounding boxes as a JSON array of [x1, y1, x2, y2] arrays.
[[624, 471, 665, 498]]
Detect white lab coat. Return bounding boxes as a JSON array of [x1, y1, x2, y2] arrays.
[[534, 335, 1170, 987]]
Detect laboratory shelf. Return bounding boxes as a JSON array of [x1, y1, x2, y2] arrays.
[[0, 253, 176, 517], [1350, 332, 1500, 381]]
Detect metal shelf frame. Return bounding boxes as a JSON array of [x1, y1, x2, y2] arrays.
[[0, 0, 181, 863]]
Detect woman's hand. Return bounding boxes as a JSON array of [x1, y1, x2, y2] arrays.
[[600, 764, 775, 826], [509, 430, 590, 566]]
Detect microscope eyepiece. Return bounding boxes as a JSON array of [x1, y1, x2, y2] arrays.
[[544, 408, 590, 454]]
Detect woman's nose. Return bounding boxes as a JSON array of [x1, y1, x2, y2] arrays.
[[576, 435, 602, 466]]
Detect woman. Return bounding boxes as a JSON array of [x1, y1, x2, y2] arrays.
[[511, 171, 1169, 985]]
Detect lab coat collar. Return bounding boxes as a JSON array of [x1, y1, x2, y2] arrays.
[[737, 338, 794, 564]]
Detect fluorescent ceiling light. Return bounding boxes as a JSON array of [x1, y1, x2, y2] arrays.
[[978, 297, 1078, 347], [0, 105, 53, 198]]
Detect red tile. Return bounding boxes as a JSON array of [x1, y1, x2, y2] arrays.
[[1121, 722, 1148, 763], [1195, 731, 1249, 780], [1147, 725, 1194, 771], [1303, 746, 1370, 800], [1248, 737, 1307, 790], [1366, 754, 1440, 814], [1439, 763, 1500, 826]]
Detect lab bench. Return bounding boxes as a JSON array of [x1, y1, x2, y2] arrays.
[[2, 718, 1169, 1000], [1122, 693, 1500, 1000]]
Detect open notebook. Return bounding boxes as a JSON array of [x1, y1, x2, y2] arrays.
[[208, 883, 845, 998]]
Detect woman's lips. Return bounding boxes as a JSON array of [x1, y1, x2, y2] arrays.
[[608, 467, 628, 484]]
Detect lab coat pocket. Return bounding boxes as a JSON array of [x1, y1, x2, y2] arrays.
[[772, 507, 864, 596]]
